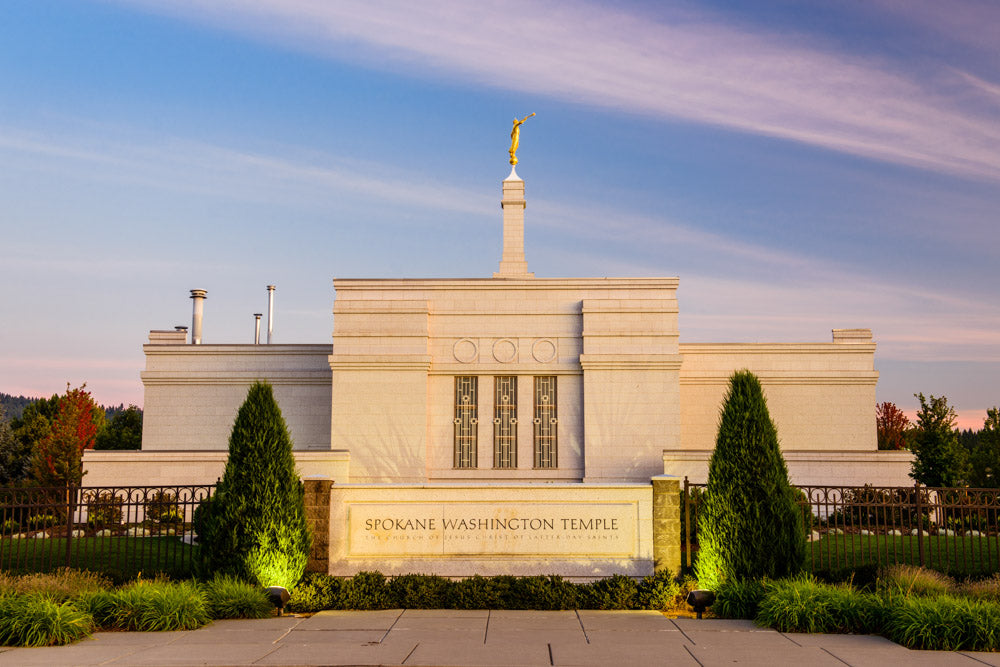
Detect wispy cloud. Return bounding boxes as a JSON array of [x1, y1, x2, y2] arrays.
[[116, 0, 1000, 182]]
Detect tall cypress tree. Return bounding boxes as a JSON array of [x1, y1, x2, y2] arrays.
[[695, 370, 804, 589], [199, 381, 311, 589]]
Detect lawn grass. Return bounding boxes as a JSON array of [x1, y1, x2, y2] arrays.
[[0, 537, 197, 582], [807, 534, 1000, 577]]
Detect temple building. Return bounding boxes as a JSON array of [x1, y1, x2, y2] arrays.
[[84, 165, 912, 490]]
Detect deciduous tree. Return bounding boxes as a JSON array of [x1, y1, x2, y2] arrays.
[[966, 408, 1000, 488], [31, 385, 103, 487], [95, 406, 143, 450], [876, 401, 910, 450]]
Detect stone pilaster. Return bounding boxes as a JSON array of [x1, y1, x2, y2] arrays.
[[303, 478, 333, 573], [494, 171, 534, 277], [651, 475, 681, 573]]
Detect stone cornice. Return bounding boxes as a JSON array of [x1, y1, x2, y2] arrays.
[[334, 277, 679, 291], [579, 354, 683, 371], [328, 354, 432, 371], [679, 342, 876, 354], [679, 370, 878, 385], [143, 344, 332, 355], [140, 371, 331, 386]]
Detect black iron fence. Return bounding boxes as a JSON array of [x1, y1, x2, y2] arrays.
[[682, 478, 1000, 576], [0, 484, 214, 580]]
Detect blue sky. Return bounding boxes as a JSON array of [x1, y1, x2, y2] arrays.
[[1, 0, 997, 428]]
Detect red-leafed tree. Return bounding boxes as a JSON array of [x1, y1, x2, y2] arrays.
[[31, 384, 103, 487], [877, 401, 910, 450]]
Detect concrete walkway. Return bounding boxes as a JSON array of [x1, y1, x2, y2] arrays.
[[1, 610, 999, 666]]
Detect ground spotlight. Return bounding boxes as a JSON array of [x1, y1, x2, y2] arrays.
[[266, 586, 290, 614], [686, 589, 716, 619]]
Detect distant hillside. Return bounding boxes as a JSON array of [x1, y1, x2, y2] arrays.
[[0, 393, 38, 421], [0, 392, 139, 423]]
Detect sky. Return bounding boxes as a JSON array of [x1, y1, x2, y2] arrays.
[[1, 0, 997, 429]]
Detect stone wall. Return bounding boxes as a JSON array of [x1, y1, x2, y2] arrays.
[[140, 342, 332, 452]]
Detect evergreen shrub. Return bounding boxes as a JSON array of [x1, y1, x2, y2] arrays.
[[340, 571, 391, 610], [197, 381, 311, 590], [388, 573, 451, 609], [450, 575, 510, 609], [286, 573, 344, 613], [507, 575, 578, 610], [636, 570, 680, 611], [695, 370, 805, 589], [580, 573, 638, 610]]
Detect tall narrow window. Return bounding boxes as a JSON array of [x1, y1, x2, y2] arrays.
[[454, 377, 477, 468], [493, 376, 517, 468], [534, 376, 558, 468]]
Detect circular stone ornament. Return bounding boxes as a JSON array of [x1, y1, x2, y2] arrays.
[[531, 338, 557, 363], [453, 338, 479, 363], [492, 338, 518, 363]]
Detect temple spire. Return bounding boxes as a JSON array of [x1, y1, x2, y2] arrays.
[[494, 166, 533, 278]]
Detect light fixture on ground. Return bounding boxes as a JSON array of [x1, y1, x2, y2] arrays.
[[266, 585, 290, 614], [686, 589, 716, 619]]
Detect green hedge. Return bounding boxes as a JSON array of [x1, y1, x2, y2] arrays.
[[287, 570, 689, 614]]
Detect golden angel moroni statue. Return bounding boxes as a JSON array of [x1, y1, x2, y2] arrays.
[[509, 113, 535, 165]]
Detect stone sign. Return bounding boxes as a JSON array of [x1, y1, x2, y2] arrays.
[[347, 502, 636, 557]]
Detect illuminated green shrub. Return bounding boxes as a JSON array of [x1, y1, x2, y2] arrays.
[[197, 381, 311, 590], [694, 370, 804, 589]]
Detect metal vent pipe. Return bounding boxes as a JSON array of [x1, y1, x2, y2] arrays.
[[189, 289, 207, 345], [254, 313, 262, 344], [266, 285, 275, 344]]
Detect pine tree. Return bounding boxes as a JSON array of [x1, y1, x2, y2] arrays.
[[695, 370, 805, 589], [198, 381, 311, 589], [909, 393, 965, 487]]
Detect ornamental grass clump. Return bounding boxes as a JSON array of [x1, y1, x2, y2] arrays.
[[882, 595, 1000, 652], [0, 568, 110, 602], [961, 573, 1000, 601], [0, 594, 94, 646], [202, 574, 273, 619], [712, 578, 771, 619], [755, 577, 879, 635], [197, 381, 311, 591], [107, 580, 210, 632], [877, 564, 953, 598], [695, 371, 805, 590]]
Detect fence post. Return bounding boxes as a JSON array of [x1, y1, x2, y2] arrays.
[[303, 478, 333, 573], [64, 483, 75, 568], [683, 476, 692, 570], [651, 475, 682, 574], [914, 482, 925, 567]]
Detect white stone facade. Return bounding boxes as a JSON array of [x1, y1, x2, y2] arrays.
[[83, 172, 911, 488]]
